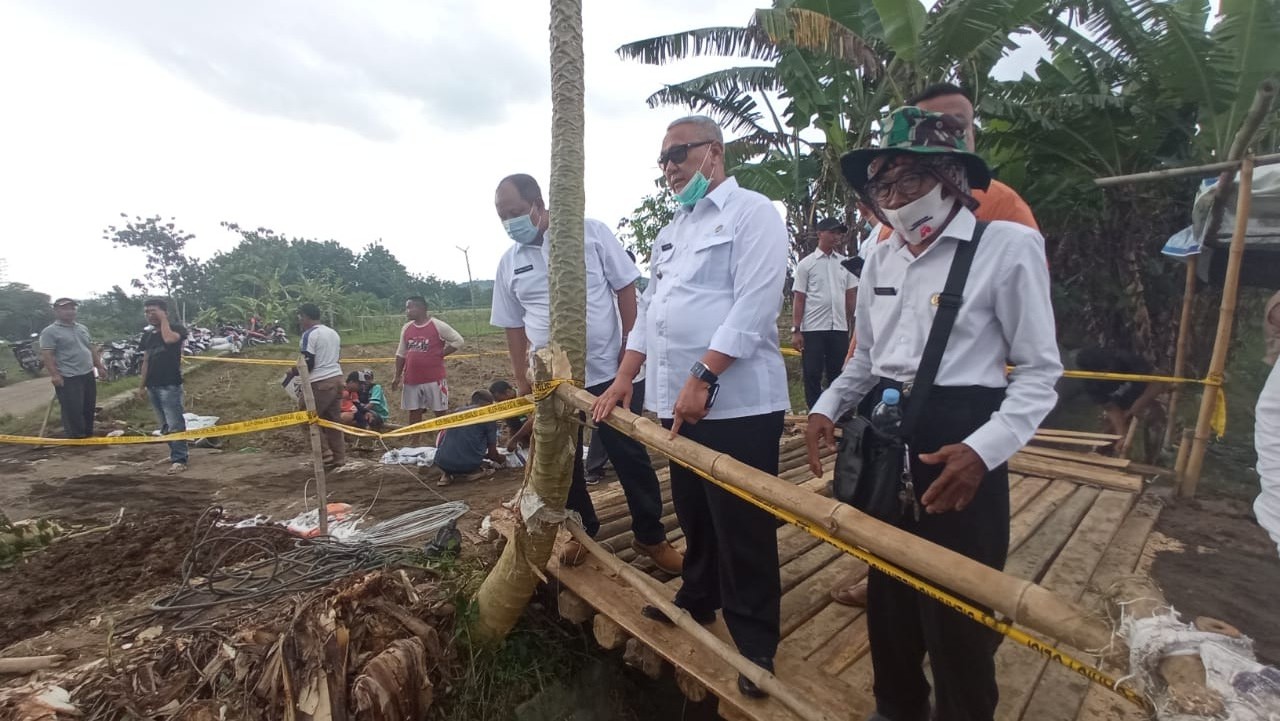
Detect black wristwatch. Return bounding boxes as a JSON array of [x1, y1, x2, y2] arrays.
[[690, 361, 718, 385]]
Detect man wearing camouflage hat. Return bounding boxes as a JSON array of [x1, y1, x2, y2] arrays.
[[805, 107, 1062, 720]]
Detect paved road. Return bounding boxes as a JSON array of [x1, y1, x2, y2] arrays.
[[0, 374, 56, 418]]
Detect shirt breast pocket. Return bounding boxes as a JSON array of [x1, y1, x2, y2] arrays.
[[683, 233, 733, 289]]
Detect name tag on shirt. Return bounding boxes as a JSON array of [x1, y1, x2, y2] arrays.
[[514, 264, 535, 275], [873, 287, 897, 296], [660, 243, 672, 251]]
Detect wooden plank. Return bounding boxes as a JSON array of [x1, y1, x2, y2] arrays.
[[778, 602, 861, 660], [1031, 437, 1116, 449], [1005, 486, 1102, 583], [1053, 492, 1164, 721], [1008, 480, 1078, 553], [1009, 476, 1050, 516], [779, 554, 867, 637], [1009, 456, 1142, 494], [1034, 429, 1123, 440], [1019, 445, 1132, 469], [994, 489, 1132, 721], [814, 614, 871, 675], [780, 544, 843, 594]]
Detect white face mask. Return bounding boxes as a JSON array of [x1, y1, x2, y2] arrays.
[[880, 184, 955, 246]]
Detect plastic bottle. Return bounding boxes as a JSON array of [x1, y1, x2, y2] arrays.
[[870, 388, 903, 435]]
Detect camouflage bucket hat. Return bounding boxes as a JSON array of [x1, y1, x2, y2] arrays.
[[840, 106, 991, 194]]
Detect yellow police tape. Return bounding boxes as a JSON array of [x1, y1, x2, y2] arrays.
[[0, 411, 314, 447], [182, 351, 507, 367], [625, 436, 1153, 712], [317, 396, 535, 439]]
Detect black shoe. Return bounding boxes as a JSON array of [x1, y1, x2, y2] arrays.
[[641, 604, 714, 626], [737, 656, 774, 699]]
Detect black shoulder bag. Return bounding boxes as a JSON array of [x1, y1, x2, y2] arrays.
[[832, 223, 987, 522]]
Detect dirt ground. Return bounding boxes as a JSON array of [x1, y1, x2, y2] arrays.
[[1150, 493, 1280, 665]]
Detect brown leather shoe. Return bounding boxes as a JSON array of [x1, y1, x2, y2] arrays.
[[831, 579, 868, 607], [632, 539, 684, 575], [558, 538, 588, 567]]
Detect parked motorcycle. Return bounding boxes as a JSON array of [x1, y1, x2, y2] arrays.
[[101, 340, 136, 382], [12, 335, 42, 376], [269, 321, 289, 345]]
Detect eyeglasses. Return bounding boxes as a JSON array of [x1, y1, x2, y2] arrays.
[[865, 170, 937, 203], [657, 141, 712, 168]]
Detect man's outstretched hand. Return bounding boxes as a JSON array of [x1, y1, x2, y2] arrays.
[[805, 414, 837, 478], [918, 444, 986, 514]]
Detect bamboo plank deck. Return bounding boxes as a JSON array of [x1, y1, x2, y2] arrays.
[[536, 432, 1160, 721]]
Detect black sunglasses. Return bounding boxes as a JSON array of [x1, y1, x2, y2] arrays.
[[657, 141, 713, 168]]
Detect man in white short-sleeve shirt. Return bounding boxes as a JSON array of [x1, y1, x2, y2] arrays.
[[491, 173, 682, 575], [791, 217, 859, 410], [284, 302, 345, 468]]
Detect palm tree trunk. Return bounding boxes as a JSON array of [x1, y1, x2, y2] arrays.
[[473, 0, 587, 643]]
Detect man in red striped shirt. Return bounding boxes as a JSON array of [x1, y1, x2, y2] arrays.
[[391, 296, 465, 425]]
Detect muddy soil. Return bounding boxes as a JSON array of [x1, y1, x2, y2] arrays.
[[1150, 494, 1280, 665], [0, 511, 298, 648]]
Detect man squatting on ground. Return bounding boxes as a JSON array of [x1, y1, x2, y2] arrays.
[[491, 173, 683, 575], [805, 106, 1062, 721], [594, 115, 791, 700]]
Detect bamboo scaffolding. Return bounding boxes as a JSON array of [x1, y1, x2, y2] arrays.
[[559, 385, 1118, 656], [1093, 151, 1280, 187], [1180, 156, 1256, 497]]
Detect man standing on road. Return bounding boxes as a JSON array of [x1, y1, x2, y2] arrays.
[[492, 173, 682, 575], [39, 298, 106, 439], [594, 116, 791, 700], [792, 217, 858, 410], [284, 303, 345, 469], [391, 296, 464, 425], [805, 107, 1061, 720], [137, 298, 189, 474]]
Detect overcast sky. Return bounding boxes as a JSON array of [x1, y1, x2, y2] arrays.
[[0, 0, 1047, 301]]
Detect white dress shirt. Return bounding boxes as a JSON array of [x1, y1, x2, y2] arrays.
[[490, 218, 640, 387], [793, 249, 858, 332], [810, 209, 1062, 469], [627, 177, 791, 420]]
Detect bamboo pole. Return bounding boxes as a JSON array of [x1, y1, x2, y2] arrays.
[[1093, 151, 1280, 187], [1163, 257, 1198, 452], [560, 385, 1117, 655], [567, 524, 840, 721], [1180, 157, 1255, 498], [296, 358, 329, 536]]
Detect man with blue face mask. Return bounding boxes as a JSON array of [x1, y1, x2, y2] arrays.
[[491, 174, 683, 575], [593, 115, 791, 700]]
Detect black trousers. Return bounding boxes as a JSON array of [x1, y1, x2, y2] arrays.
[[55, 373, 97, 439], [664, 411, 784, 659], [801, 330, 849, 409], [585, 379, 666, 545], [864, 384, 1009, 721]]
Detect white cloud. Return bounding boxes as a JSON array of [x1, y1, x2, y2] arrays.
[[0, 0, 766, 304]]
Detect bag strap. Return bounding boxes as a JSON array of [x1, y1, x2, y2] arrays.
[[900, 221, 988, 437]]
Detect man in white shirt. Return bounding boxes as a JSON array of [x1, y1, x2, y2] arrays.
[[491, 173, 683, 575], [805, 107, 1062, 721], [594, 116, 791, 700], [284, 302, 346, 469], [792, 217, 858, 410]]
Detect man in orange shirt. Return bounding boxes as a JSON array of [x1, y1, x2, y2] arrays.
[[833, 83, 1042, 608]]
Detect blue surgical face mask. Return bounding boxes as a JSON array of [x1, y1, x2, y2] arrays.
[[674, 149, 713, 209], [503, 210, 542, 245]]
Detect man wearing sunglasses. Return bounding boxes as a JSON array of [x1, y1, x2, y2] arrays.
[[491, 173, 683, 575], [805, 107, 1061, 721], [593, 115, 790, 700]]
